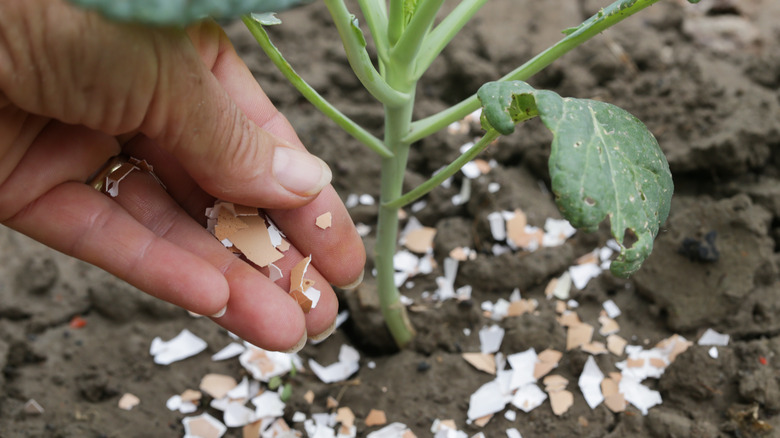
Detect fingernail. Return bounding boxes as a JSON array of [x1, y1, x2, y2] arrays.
[[309, 318, 338, 342], [336, 270, 364, 291], [273, 147, 332, 196], [281, 330, 308, 354], [210, 306, 228, 319]]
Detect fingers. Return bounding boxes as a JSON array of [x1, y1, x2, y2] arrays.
[[121, 136, 344, 337], [266, 189, 367, 289], [0, 120, 119, 221], [0, 0, 332, 209], [103, 170, 312, 350], [4, 182, 231, 318], [123, 134, 366, 291]]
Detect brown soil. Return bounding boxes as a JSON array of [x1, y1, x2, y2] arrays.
[[3, 0, 780, 437]]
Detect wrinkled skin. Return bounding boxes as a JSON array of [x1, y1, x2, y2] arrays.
[[0, 0, 365, 351]]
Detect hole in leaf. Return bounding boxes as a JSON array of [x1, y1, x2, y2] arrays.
[[622, 228, 638, 249], [584, 197, 596, 207]]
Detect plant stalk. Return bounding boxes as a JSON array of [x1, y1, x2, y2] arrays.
[[375, 105, 416, 347], [374, 47, 418, 348]]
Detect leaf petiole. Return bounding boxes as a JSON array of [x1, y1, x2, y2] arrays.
[[242, 16, 393, 158], [383, 128, 501, 209]]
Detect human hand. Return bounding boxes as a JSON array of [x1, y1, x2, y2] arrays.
[[0, 0, 366, 351]]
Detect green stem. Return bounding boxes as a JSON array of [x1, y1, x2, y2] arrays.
[[387, 0, 404, 46], [404, 0, 662, 144], [242, 17, 392, 158], [384, 129, 500, 209], [375, 102, 417, 348], [412, 0, 489, 79], [374, 32, 418, 348], [356, 0, 390, 66], [391, 0, 445, 66], [323, 0, 409, 107]]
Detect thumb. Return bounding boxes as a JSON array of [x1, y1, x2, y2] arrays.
[[0, 0, 332, 208], [139, 30, 332, 207]]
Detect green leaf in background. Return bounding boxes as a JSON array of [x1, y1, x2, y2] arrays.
[[67, 0, 314, 27], [478, 81, 673, 277]]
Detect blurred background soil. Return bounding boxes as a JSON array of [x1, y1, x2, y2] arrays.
[[2, 0, 780, 436]]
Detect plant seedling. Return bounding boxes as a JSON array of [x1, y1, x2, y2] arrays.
[[70, 0, 694, 348]]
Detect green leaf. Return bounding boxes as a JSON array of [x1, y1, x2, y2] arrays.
[[67, 0, 313, 27], [476, 81, 539, 135], [268, 376, 282, 390], [478, 81, 673, 277], [280, 383, 293, 402]]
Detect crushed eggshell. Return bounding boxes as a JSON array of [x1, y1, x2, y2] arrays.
[[242, 421, 262, 438], [118, 393, 140, 411], [569, 261, 602, 290], [309, 344, 360, 383], [607, 334, 628, 356], [473, 414, 492, 428], [200, 374, 238, 399], [534, 349, 562, 380], [365, 409, 387, 427], [547, 272, 572, 300], [479, 325, 505, 354], [23, 399, 44, 415], [290, 289, 314, 313], [599, 314, 620, 336], [467, 379, 513, 420], [543, 374, 569, 392], [566, 323, 594, 351], [211, 342, 246, 361], [251, 391, 286, 418], [511, 384, 547, 413], [619, 375, 662, 415], [182, 413, 227, 438], [150, 329, 207, 365], [316, 212, 333, 229], [403, 227, 437, 254], [506, 210, 544, 250], [337, 407, 356, 428], [549, 390, 574, 416], [166, 394, 198, 414], [508, 349, 538, 390], [366, 423, 414, 438], [558, 311, 581, 327], [578, 356, 604, 409], [223, 402, 256, 428], [581, 341, 609, 355], [290, 256, 312, 293], [506, 299, 537, 318], [229, 216, 284, 268], [698, 328, 730, 346], [238, 344, 301, 382], [600, 376, 626, 413], [602, 299, 622, 318], [462, 352, 496, 375]]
